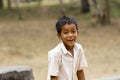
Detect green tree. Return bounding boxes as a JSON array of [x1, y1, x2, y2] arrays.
[[81, 0, 90, 13], [7, 0, 12, 9], [59, 0, 66, 16], [100, 0, 111, 25], [89, 0, 111, 25], [0, 0, 3, 9]]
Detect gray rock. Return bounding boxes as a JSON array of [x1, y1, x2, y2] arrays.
[[0, 65, 34, 80]]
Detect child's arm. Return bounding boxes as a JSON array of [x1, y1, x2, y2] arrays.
[[77, 70, 85, 80], [51, 76, 58, 80]]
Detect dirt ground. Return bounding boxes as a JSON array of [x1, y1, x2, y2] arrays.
[[0, 18, 120, 80]]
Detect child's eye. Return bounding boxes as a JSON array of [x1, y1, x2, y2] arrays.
[[72, 30, 76, 33], [64, 32, 68, 34]]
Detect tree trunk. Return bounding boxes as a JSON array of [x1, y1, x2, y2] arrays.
[[59, 0, 66, 16], [89, 0, 111, 25], [0, 0, 3, 9], [14, 0, 23, 20], [81, 0, 90, 13], [7, 0, 12, 9], [100, 0, 111, 25], [88, 0, 98, 24]]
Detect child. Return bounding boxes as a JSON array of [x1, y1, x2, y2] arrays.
[[47, 16, 88, 80]]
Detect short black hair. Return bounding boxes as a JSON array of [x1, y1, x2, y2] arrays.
[[56, 16, 78, 34]]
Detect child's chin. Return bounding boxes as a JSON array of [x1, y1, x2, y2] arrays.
[[68, 43, 75, 47]]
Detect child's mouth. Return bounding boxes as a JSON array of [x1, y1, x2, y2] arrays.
[[67, 40, 75, 43]]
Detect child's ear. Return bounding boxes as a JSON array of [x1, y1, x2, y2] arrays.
[[57, 33, 61, 40]]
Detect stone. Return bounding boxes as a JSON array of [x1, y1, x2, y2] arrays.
[[0, 65, 34, 80]]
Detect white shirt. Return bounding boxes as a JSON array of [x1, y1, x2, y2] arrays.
[[47, 42, 88, 80]]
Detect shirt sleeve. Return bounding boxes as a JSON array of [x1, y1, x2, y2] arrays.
[[77, 47, 88, 70], [48, 52, 60, 76]]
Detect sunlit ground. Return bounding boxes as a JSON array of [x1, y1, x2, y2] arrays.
[[0, 18, 120, 80], [0, 0, 120, 80]]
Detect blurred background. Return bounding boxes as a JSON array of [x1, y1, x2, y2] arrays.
[[0, 0, 120, 80]]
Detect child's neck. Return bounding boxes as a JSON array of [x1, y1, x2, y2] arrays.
[[65, 46, 74, 57], [68, 49, 74, 57]]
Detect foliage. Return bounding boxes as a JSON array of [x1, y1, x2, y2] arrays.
[[111, 0, 120, 17], [0, 0, 120, 20]]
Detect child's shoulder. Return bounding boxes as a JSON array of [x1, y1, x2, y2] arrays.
[[75, 43, 85, 53], [75, 42, 83, 49], [48, 43, 61, 56]]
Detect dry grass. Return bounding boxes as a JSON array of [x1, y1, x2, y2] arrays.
[[0, 18, 120, 80]]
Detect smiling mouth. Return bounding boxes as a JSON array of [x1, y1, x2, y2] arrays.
[[67, 40, 75, 42]]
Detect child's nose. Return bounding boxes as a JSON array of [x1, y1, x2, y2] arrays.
[[68, 33, 73, 36]]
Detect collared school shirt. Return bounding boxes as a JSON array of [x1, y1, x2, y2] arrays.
[[47, 42, 88, 80]]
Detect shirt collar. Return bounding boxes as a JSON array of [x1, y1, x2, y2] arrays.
[[60, 41, 68, 54], [60, 41, 78, 56]]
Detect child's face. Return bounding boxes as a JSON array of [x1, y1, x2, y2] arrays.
[[58, 23, 78, 49]]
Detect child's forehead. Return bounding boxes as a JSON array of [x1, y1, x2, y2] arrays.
[[61, 23, 77, 29]]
